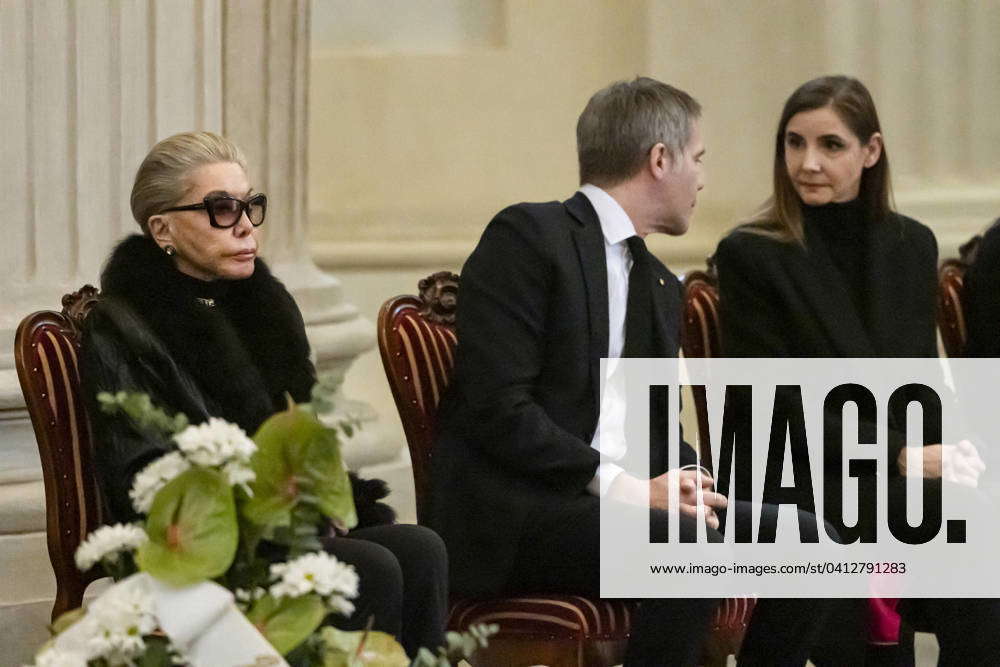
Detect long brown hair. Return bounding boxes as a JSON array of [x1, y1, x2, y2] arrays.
[[743, 75, 893, 244]]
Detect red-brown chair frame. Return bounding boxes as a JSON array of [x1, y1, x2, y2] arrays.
[[937, 233, 983, 358], [14, 285, 105, 621]]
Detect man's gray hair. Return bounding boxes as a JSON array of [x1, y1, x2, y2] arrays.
[[576, 77, 701, 187]]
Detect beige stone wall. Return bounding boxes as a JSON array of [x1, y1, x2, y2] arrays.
[[309, 0, 651, 267], [309, 0, 1000, 270]]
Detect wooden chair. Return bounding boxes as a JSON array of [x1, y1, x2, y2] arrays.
[[378, 271, 633, 666], [14, 285, 105, 621], [938, 259, 968, 358], [379, 271, 754, 666], [680, 264, 721, 465], [937, 235, 981, 358]]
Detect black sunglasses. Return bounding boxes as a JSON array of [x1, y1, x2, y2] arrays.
[[160, 192, 267, 229]]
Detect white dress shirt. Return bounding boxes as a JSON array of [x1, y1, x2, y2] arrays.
[[578, 184, 638, 497]]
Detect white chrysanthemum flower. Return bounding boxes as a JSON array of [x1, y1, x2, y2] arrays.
[[234, 586, 267, 603], [86, 579, 158, 665], [130, 419, 256, 513], [269, 552, 359, 611], [327, 595, 356, 617], [169, 645, 189, 666], [173, 417, 256, 469], [222, 460, 256, 491], [129, 451, 191, 514], [74, 524, 147, 572], [234, 586, 267, 612], [31, 647, 88, 667]]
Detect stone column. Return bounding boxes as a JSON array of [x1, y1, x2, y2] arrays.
[[0, 3, 226, 659], [220, 0, 394, 467], [0, 1, 392, 660]]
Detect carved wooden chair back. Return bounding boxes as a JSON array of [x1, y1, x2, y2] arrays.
[[14, 286, 105, 621], [938, 259, 968, 358], [939, 233, 984, 358], [937, 235, 983, 358], [376, 272, 459, 525], [680, 265, 721, 463]]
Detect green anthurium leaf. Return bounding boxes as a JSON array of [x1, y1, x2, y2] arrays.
[[245, 593, 327, 655], [245, 403, 357, 530], [320, 626, 410, 667], [135, 635, 176, 666], [136, 467, 238, 586]]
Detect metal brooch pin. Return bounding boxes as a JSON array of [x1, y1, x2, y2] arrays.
[[196, 297, 216, 308]]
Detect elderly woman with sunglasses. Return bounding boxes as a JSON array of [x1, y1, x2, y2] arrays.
[[80, 131, 447, 658]]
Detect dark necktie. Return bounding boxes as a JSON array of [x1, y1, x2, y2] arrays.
[[623, 235, 654, 358]]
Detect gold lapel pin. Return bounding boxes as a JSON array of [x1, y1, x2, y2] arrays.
[[658, 278, 665, 285]]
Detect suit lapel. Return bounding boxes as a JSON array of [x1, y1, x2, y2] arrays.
[[566, 192, 609, 412], [800, 221, 876, 357]]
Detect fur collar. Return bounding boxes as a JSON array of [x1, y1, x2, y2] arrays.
[[99, 235, 314, 432]]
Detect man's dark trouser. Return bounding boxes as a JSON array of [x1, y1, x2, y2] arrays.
[[507, 495, 831, 667]]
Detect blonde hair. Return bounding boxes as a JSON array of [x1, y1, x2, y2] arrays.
[[130, 131, 247, 234]]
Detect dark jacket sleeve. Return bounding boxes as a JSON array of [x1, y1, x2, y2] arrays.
[[882, 221, 939, 473], [963, 222, 1000, 358], [80, 303, 202, 522], [447, 207, 599, 493], [715, 231, 794, 358]]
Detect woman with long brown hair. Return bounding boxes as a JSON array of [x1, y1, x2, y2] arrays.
[[715, 75, 997, 665]]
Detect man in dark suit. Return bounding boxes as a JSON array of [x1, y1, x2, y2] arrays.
[[431, 77, 827, 666]]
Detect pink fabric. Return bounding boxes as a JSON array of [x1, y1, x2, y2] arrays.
[[867, 597, 901, 644]]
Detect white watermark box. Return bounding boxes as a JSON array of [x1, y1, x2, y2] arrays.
[[599, 358, 999, 598]]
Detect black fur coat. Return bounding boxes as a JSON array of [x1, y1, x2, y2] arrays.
[[81, 235, 393, 526]]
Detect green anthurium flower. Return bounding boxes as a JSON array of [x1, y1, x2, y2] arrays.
[[244, 401, 357, 531], [137, 467, 238, 586], [245, 593, 327, 655], [320, 626, 409, 667]]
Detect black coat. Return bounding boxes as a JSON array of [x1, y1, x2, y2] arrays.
[[81, 235, 315, 521], [714, 212, 938, 473], [962, 220, 1000, 357], [430, 192, 697, 595], [81, 235, 393, 526]]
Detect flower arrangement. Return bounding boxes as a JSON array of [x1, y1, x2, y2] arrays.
[[28, 382, 495, 666]]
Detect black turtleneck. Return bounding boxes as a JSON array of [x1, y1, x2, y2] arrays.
[[803, 198, 871, 322]]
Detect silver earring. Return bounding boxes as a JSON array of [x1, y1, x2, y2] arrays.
[[164, 245, 176, 256]]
